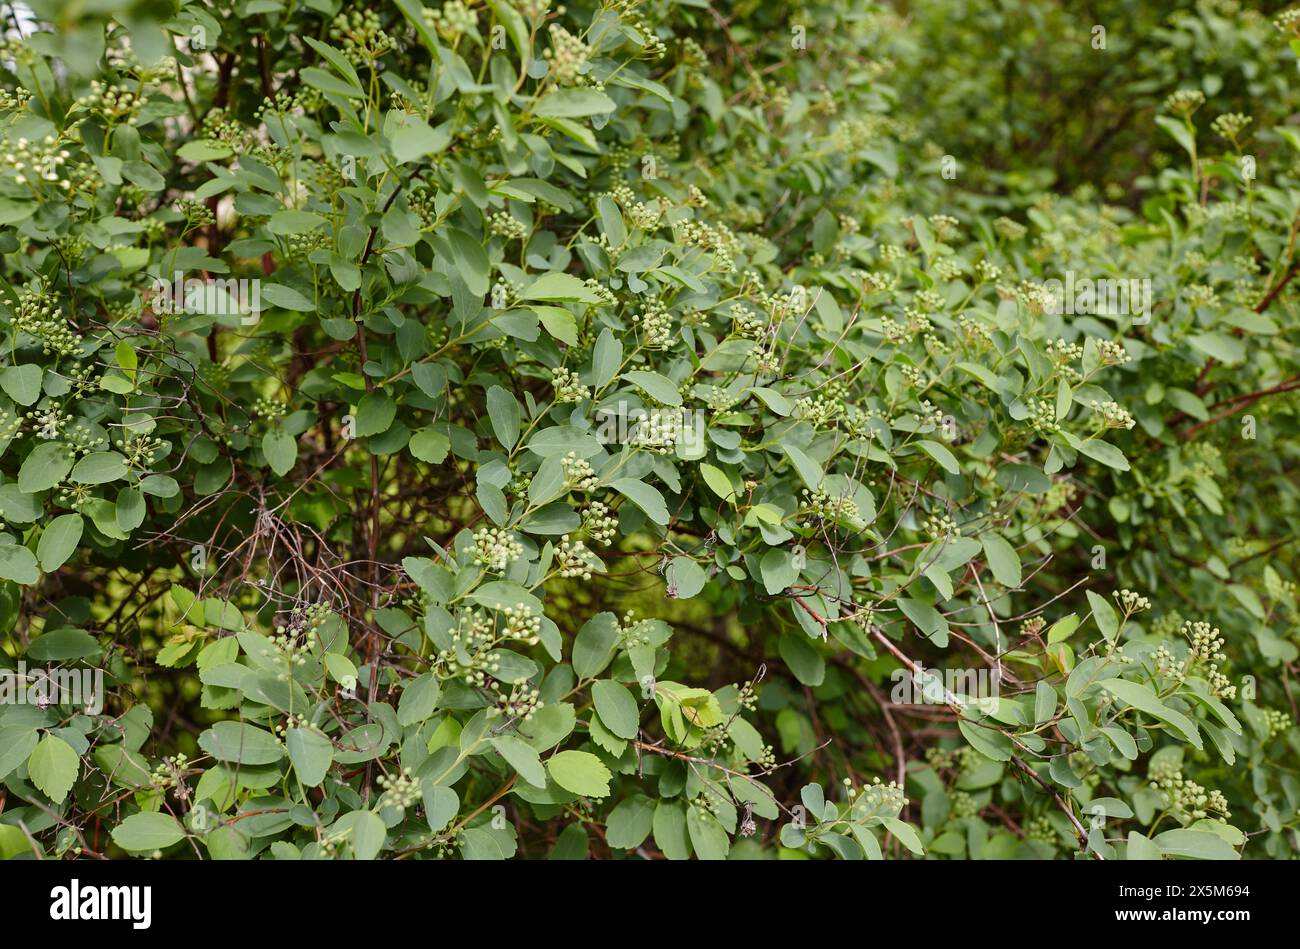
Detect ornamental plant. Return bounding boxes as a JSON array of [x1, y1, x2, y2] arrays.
[[0, 0, 1297, 861]]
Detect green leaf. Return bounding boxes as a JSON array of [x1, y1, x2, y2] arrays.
[[686, 808, 730, 860], [347, 811, 387, 860], [534, 88, 617, 118], [262, 429, 297, 476], [1077, 439, 1129, 471], [1086, 590, 1120, 642], [397, 673, 442, 726], [1097, 678, 1203, 749], [592, 679, 640, 739], [533, 305, 578, 344], [301, 66, 364, 99], [37, 513, 84, 572], [882, 817, 925, 855], [0, 544, 39, 584], [653, 800, 691, 859], [449, 229, 490, 296], [611, 478, 668, 524], [1, 364, 43, 406], [198, 721, 285, 764], [699, 463, 736, 503], [1126, 830, 1162, 860], [606, 794, 655, 849], [1188, 332, 1246, 364], [593, 328, 623, 388], [1033, 681, 1057, 723], [1046, 613, 1081, 644], [622, 370, 682, 407], [572, 612, 620, 679], [781, 443, 823, 489], [665, 556, 706, 599], [354, 392, 396, 438], [267, 211, 326, 237], [486, 385, 520, 449], [981, 532, 1022, 588], [18, 442, 74, 493], [70, 451, 128, 484], [111, 812, 186, 852], [958, 719, 1012, 761], [178, 139, 233, 162], [485, 0, 530, 60], [491, 735, 546, 787], [409, 428, 450, 464], [1153, 828, 1239, 860], [28, 733, 79, 803], [286, 727, 334, 787], [0, 727, 39, 780], [899, 598, 949, 648], [759, 548, 798, 595], [423, 785, 459, 832], [26, 628, 100, 661], [520, 273, 605, 303], [391, 118, 450, 163], [916, 439, 960, 474], [778, 633, 825, 686], [1155, 115, 1197, 159], [546, 750, 612, 797], [257, 282, 314, 311]]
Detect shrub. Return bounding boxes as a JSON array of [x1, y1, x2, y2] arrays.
[[0, 0, 1296, 861]]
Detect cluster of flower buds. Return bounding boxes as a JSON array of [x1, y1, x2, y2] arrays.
[[628, 408, 681, 455], [423, 0, 478, 42], [552, 366, 590, 403], [1113, 588, 1151, 614], [1211, 112, 1251, 144], [491, 682, 544, 722], [794, 394, 844, 429], [800, 488, 860, 529], [1090, 399, 1136, 430], [489, 210, 527, 240], [116, 432, 167, 472], [501, 603, 542, 645], [580, 500, 618, 545], [638, 299, 673, 348], [330, 9, 396, 63], [2, 135, 73, 190], [473, 526, 524, 572], [544, 24, 590, 84], [557, 535, 596, 580], [923, 511, 960, 540], [150, 753, 190, 791], [561, 451, 599, 492], [11, 285, 81, 357], [1153, 770, 1231, 823], [75, 81, 144, 124], [377, 767, 421, 809], [1164, 88, 1206, 115], [271, 621, 317, 678]]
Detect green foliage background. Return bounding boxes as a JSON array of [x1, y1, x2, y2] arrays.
[[0, 0, 1298, 860]]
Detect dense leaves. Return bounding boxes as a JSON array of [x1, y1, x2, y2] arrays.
[[0, 0, 1298, 861]]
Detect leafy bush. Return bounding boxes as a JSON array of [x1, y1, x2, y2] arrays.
[[0, 0, 1297, 861]]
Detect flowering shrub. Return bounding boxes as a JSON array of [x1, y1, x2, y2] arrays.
[[0, 0, 1297, 861]]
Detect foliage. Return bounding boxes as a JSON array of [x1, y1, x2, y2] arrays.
[[0, 0, 1298, 861]]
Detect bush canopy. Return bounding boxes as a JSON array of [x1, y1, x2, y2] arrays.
[[0, 0, 1298, 861]]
